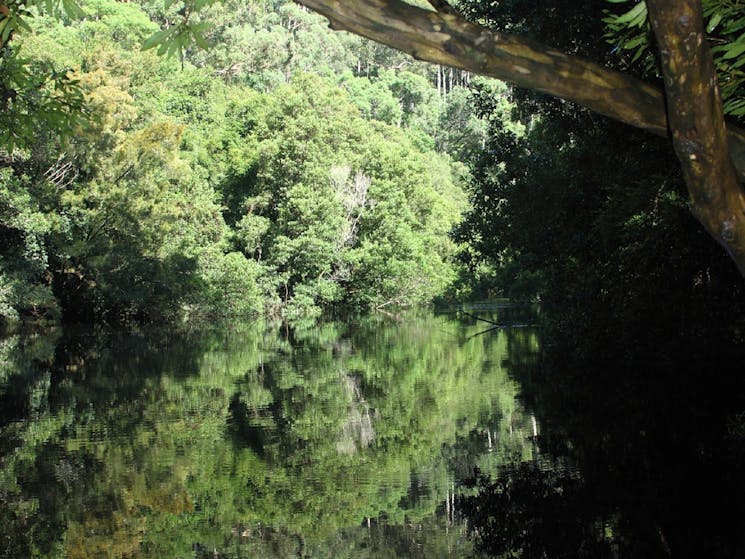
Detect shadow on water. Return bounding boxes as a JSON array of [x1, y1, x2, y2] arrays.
[[4, 299, 743, 558], [0, 326, 209, 428], [460, 291, 745, 558]]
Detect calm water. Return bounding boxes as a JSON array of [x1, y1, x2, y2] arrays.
[[3, 305, 745, 558], [0, 308, 539, 558]]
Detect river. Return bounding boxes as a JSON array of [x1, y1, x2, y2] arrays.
[[1, 303, 744, 558], [0, 307, 537, 557]]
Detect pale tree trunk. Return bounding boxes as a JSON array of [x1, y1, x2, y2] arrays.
[[294, 0, 745, 275]]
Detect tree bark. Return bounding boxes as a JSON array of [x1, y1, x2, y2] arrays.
[[0, 2, 11, 48], [296, 0, 670, 136], [647, 0, 745, 274], [295, 0, 745, 274]]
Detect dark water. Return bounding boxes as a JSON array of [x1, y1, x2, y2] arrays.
[[458, 299, 745, 559], [2, 305, 744, 558], [0, 309, 538, 558]]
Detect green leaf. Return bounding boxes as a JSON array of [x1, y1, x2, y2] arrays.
[[707, 13, 722, 33], [191, 29, 210, 50], [61, 0, 85, 19], [623, 35, 646, 49], [0, 18, 10, 43], [725, 98, 745, 116], [722, 40, 745, 60], [630, 45, 646, 63], [15, 16, 33, 33], [142, 28, 173, 51], [723, 18, 745, 35], [614, 1, 647, 25]]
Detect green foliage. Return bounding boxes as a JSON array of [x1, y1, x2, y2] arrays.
[[0, 0, 479, 325], [0, 0, 84, 40], [338, 71, 402, 126], [220, 73, 466, 315], [0, 47, 86, 153], [0, 166, 63, 324], [197, 250, 265, 316], [604, 0, 745, 119]]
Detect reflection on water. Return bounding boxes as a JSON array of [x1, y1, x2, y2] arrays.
[[460, 296, 745, 559], [0, 309, 537, 558]]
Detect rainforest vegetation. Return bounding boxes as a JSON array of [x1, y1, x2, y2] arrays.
[[1, 0, 515, 326], [3, 0, 745, 329], [3, 1, 745, 557]]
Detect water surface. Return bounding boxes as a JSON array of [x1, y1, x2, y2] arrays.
[[0, 309, 537, 558]]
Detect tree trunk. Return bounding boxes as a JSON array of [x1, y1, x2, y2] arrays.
[[647, 0, 745, 274]]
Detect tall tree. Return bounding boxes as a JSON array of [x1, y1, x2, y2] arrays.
[[291, 0, 745, 275]]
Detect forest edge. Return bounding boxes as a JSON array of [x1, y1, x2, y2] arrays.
[[293, 0, 745, 275]]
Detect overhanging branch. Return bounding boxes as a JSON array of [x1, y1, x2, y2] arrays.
[[295, 0, 745, 274], [294, 0, 745, 181]]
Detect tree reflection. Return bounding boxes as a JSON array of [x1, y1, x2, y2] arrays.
[[0, 312, 534, 557], [461, 292, 745, 558]]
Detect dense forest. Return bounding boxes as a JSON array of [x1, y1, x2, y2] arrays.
[[1, 0, 516, 327], [3, 0, 745, 557], [3, 0, 745, 329]]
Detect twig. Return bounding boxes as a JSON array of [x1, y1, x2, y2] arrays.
[[465, 325, 502, 340], [460, 311, 500, 326]]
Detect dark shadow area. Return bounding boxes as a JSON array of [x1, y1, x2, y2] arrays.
[[461, 292, 745, 558]]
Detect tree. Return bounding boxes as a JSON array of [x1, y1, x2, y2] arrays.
[[222, 74, 464, 316], [291, 0, 745, 276]]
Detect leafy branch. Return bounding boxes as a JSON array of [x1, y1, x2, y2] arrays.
[[604, 0, 745, 118]]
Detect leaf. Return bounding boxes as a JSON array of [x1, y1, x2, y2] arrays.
[[61, 0, 85, 19], [707, 13, 722, 33], [142, 28, 173, 51], [630, 45, 646, 63], [15, 16, 33, 33], [721, 40, 745, 60], [0, 18, 10, 43], [724, 98, 745, 116], [623, 35, 646, 49], [723, 18, 745, 35], [191, 29, 210, 50], [711, 44, 728, 55], [165, 40, 180, 58], [614, 1, 647, 25]]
